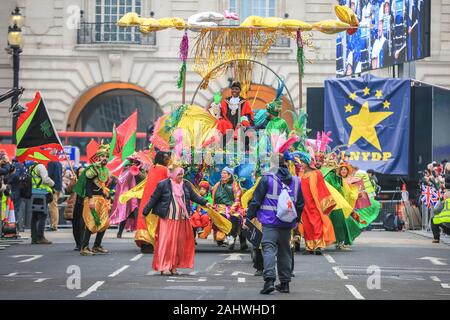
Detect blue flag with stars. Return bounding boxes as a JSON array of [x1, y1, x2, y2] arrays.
[[324, 74, 410, 175]]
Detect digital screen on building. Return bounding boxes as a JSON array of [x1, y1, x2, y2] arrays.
[[336, 0, 431, 77]]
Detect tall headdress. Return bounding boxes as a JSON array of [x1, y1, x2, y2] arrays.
[[266, 79, 285, 117]]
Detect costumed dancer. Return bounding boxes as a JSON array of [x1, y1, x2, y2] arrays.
[[321, 159, 362, 250], [255, 80, 289, 136], [338, 161, 367, 227], [109, 153, 146, 239], [211, 167, 247, 251], [294, 151, 336, 255], [190, 180, 213, 241], [134, 151, 171, 253], [73, 142, 112, 256], [143, 165, 211, 276], [354, 167, 381, 229]]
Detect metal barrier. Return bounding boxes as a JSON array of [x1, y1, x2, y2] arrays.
[[372, 189, 422, 230]]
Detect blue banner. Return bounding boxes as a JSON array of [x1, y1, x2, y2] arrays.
[[324, 74, 410, 175]]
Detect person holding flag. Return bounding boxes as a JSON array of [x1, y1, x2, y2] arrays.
[[73, 142, 112, 256]]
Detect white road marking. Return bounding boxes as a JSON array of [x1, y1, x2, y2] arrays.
[[341, 267, 450, 275], [224, 253, 246, 261], [77, 281, 105, 298], [167, 276, 207, 283], [430, 276, 441, 282], [418, 257, 447, 266], [441, 283, 450, 289], [189, 271, 199, 275], [205, 262, 217, 272], [108, 265, 129, 278], [4, 272, 42, 277], [5, 273, 17, 277], [323, 254, 336, 264], [164, 285, 224, 290], [34, 278, 50, 283], [130, 254, 143, 262], [11, 255, 43, 263], [231, 271, 254, 276], [0, 245, 10, 247], [332, 266, 349, 280], [345, 285, 365, 300], [238, 277, 246, 283]]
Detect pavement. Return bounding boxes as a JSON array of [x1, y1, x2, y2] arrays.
[[0, 229, 450, 300]]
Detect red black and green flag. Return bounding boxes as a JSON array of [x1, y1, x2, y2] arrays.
[[107, 110, 138, 175], [16, 91, 63, 164]]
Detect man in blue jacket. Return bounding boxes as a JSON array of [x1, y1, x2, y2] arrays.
[[246, 152, 304, 294]]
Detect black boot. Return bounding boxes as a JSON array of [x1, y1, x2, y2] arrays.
[[260, 279, 275, 295], [275, 282, 290, 293], [239, 235, 248, 251]]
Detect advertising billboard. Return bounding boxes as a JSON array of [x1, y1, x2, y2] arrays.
[[336, 0, 431, 77]]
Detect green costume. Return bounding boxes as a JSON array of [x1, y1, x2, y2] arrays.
[[266, 117, 290, 136], [73, 163, 109, 198], [322, 167, 361, 246]]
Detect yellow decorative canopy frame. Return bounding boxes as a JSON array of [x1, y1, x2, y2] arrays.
[[117, 5, 359, 96]]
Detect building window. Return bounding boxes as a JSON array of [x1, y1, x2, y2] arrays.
[[75, 89, 162, 150], [228, 0, 288, 48], [229, 0, 276, 22], [95, 0, 142, 43]]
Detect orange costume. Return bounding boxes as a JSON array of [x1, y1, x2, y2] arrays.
[[134, 164, 169, 247], [299, 169, 337, 252]]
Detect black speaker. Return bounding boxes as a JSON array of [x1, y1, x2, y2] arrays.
[[410, 85, 433, 181], [306, 88, 325, 138]]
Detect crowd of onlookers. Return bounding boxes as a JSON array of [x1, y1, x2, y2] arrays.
[[0, 150, 72, 237], [419, 160, 450, 243], [420, 160, 450, 193]]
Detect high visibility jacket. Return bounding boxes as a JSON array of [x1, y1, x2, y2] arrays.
[[31, 164, 53, 193], [433, 198, 450, 225]]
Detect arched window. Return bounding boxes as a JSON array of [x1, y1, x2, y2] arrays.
[[74, 88, 162, 150]]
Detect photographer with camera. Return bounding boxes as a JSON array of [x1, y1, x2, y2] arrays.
[[7, 159, 26, 232], [0, 152, 15, 232]]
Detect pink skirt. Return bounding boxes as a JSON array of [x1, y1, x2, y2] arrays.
[[152, 218, 195, 271]]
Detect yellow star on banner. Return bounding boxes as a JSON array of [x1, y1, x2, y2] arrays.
[[349, 92, 357, 101], [375, 90, 383, 99], [346, 102, 393, 151], [345, 104, 354, 113], [363, 87, 370, 96], [383, 100, 391, 109]]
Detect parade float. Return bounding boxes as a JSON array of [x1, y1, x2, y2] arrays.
[[116, 4, 359, 187], [115, 5, 366, 249]]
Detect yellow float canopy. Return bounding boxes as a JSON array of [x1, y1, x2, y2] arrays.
[[117, 8, 358, 34]]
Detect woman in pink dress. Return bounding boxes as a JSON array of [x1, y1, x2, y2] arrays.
[[143, 166, 211, 275]]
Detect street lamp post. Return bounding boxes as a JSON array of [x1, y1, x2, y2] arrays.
[[7, 7, 24, 145]]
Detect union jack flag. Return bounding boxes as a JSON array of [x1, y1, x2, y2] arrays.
[[420, 185, 440, 208]]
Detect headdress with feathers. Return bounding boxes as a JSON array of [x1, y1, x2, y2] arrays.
[[266, 80, 285, 117]]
